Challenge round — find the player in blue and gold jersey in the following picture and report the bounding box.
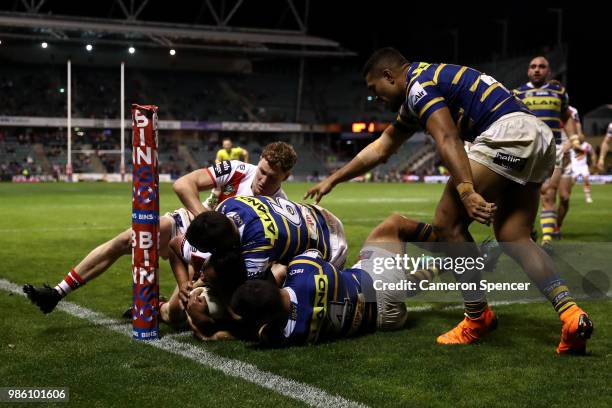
[305,47,592,354]
[230,249,377,346]
[229,213,440,346]
[217,195,346,278]
[179,195,347,280]
[513,56,579,245]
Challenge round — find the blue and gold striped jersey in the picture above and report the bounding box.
[282,250,376,345]
[395,62,531,141]
[513,82,569,144]
[217,196,333,279]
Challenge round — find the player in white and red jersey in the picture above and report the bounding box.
[23,142,298,315]
[555,106,586,236]
[571,139,595,203]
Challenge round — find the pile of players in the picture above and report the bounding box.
[25,50,600,354]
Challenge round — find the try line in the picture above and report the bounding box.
[0,278,367,408]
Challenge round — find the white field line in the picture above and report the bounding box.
[405,298,544,313]
[0,226,120,233]
[0,278,367,408]
[405,294,611,313]
[327,197,433,203]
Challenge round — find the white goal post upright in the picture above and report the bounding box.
[66,59,72,182]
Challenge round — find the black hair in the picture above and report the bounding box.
[230,280,287,347]
[362,47,409,78]
[185,211,240,254]
[208,250,247,293]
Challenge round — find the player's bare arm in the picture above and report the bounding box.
[172,168,216,216]
[589,148,598,171]
[270,262,288,287]
[168,235,192,304]
[598,137,610,172]
[561,109,580,149]
[304,124,410,203]
[425,108,496,225]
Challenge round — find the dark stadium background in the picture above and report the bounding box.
[0,2,610,179]
[3,1,606,112]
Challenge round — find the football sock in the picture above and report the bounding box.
[540,210,557,243]
[583,186,592,202]
[55,269,85,297]
[464,300,488,319]
[405,265,440,297]
[415,222,437,243]
[539,276,577,317]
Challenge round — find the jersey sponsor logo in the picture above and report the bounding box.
[235,196,279,245]
[308,274,328,343]
[523,97,562,108]
[289,302,298,322]
[213,160,232,177]
[493,152,527,171]
[289,268,305,276]
[408,81,428,112]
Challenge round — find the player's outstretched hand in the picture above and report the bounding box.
[304,178,335,204]
[461,191,496,225]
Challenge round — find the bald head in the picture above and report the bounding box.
[528,56,550,87]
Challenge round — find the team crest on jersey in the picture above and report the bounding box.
[214,160,232,177]
[223,184,235,195]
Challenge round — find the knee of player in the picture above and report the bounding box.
[385,212,407,227]
[367,215,401,241]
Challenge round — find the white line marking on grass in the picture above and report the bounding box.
[406,298,544,313]
[0,226,120,233]
[0,278,367,408]
[327,197,433,204]
[343,214,430,223]
[405,295,612,313]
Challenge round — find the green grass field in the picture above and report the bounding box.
[0,182,611,407]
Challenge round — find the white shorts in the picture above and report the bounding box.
[354,245,408,331]
[572,163,590,179]
[468,112,555,185]
[312,205,348,270]
[163,207,194,239]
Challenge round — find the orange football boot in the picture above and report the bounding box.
[557,306,594,355]
[437,307,497,345]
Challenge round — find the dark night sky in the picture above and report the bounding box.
[307,2,610,114]
[2,1,610,113]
